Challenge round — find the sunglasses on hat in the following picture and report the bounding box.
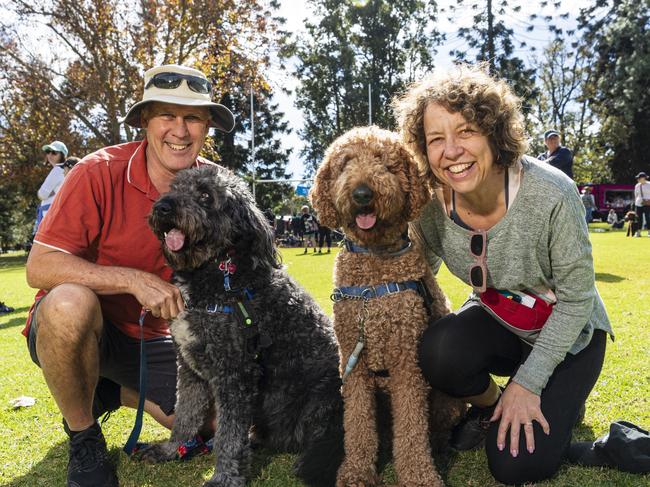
[145,72,212,95]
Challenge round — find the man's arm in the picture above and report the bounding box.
[26,243,184,319]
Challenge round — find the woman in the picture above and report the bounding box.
[393,64,613,485]
[633,171,650,237]
[34,140,68,234]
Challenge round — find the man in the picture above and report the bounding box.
[24,64,234,487]
[537,129,574,180]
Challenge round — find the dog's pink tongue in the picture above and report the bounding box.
[356,213,377,230]
[165,229,185,251]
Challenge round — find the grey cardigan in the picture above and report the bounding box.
[413,156,613,395]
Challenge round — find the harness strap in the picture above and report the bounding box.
[331,280,421,302]
[343,237,412,257]
[123,308,148,455]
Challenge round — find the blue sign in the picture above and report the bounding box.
[295,185,311,196]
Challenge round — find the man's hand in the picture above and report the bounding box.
[129,270,185,320]
[490,381,550,457]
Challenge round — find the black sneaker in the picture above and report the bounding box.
[67,422,118,487]
[450,402,497,451]
[0,302,14,314]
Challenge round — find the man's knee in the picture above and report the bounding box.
[36,283,103,342]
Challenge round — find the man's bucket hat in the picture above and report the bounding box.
[568,420,650,474]
[635,172,648,179]
[41,141,69,158]
[123,64,235,133]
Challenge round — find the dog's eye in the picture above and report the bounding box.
[199,192,212,205]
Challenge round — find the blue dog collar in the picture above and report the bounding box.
[331,280,421,302]
[343,237,412,257]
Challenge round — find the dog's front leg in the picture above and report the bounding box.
[389,356,444,487]
[203,368,257,487]
[337,363,380,487]
[134,352,212,463]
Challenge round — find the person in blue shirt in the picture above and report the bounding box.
[537,129,573,180]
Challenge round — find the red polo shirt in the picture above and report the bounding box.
[23,139,210,339]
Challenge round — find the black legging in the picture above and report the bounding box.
[635,205,650,230]
[318,227,332,249]
[418,305,606,485]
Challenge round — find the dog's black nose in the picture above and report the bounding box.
[154,198,174,215]
[352,184,373,206]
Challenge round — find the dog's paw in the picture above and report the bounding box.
[131,441,179,463]
[203,472,245,487]
[336,462,379,487]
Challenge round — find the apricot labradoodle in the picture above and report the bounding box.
[136,165,343,487]
[310,127,465,487]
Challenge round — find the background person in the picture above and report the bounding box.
[24,64,234,487]
[393,64,613,486]
[537,129,574,180]
[34,140,67,234]
[633,171,650,237]
[607,209,623,229]
[60,156,80,177]
[318,222,332,253]
[581,186,596,224]
[300,205,318,253]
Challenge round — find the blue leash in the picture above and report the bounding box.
[123,308,148,455]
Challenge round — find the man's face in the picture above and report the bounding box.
[144,102,211,174]
[545,134,561,152]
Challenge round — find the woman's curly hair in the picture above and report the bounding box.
[392,63,528,190]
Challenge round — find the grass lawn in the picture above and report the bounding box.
[1,230,649,486]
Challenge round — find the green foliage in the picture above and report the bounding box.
[1,237,649,486]
[212,86,294,211]
[579,0,650,183]
[290,0,442,173]
[447,0,539,118]
[0,0,289,244]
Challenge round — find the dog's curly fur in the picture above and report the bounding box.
[136,165,344,487]
[311,127,465,487]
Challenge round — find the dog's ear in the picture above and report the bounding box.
[233,194,280,271]
[402,145,430,221]
[310,151,340,229]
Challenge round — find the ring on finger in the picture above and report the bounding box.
[524,422,533,426]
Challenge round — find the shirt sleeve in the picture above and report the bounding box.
[513,189,596,395]
[35,164,103,258]
[37,167,65,201]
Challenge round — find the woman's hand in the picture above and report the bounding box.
[490,382,550,457]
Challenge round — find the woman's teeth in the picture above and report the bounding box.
[448,162,474,174]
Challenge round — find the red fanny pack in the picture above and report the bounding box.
[479,288,554,341]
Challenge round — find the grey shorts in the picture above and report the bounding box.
[27,297,177,416]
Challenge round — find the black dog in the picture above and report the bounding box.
[137,165,343,487]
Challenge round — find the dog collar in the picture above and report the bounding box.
[331,280,422,302]
[343,236,412,257]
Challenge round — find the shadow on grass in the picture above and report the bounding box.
[6,440,69,487]
[572,421,598,443]
[595,272,625,283]
[5,439,281,487]
[0,311,30,330]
